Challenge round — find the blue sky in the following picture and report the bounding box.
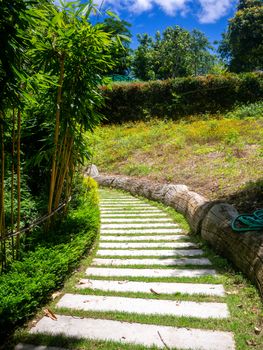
[94,0,238,48]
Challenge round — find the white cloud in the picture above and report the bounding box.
[130,0,153,13]
[95,0,189,16]
[91,1,235,23]
[155,0,189,15]
[197,0,234,23]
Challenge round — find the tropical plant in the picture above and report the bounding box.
[101,17,132,75]
[219,0,263,72]
[0,0,118,267]
[132,26,215,80]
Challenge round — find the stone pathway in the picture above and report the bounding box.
[17,189,236,350]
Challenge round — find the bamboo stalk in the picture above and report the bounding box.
[54,127,68,189]
[53,136,74,209]
[0,115,6,269]
[64,153,74,213]
[11,109,15,259]
[16,110,21,259]
[54,127,68,187]
[48,55,65,215]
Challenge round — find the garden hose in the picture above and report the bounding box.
[231,209,263,232]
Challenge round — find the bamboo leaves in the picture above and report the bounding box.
[0,0,118,268]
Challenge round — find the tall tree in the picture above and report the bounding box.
[190,30,215,76]
[102,18,132,75]
[132,26,215,80]
[0,0,118,265]
[219,0,263,72]
[132,34,155,80]
[26,1,117,214]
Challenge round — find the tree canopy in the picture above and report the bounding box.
[219,0,263,72]
[101,17,132,75]
[132,26,215,80]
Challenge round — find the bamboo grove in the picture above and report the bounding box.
[0,0,118,271]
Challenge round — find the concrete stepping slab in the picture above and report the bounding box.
[77,279,225,296]
[15,345,67,350]
[101,228,183,234]
[99,242,197,249]
[101,213,168,217]
[86,267,217,278]
[30,315,235,350]
[100,200,142,204]
[101,208,163,211]
[100,235,188,241]
[100,196,139,199]
[99,195,135,198]
[100,204,152,208]
[56,294,228,319]
[97,249,204,257]
[101,218,172,223]
[101,198,139,200]
[92,257,212,266]
[101,223,179,229]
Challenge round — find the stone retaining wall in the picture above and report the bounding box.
[91,171,263,297]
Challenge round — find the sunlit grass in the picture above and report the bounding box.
[89,106,263,207]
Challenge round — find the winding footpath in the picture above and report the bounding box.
[16,189,236,350]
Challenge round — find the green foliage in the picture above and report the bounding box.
[0,178,99,340]
[100,73,263,122]
[0,0,118,249]
[4,172,39,228]
[101,17,132,75]
[132,27,215,80]
[219,0,263,72]
[0,0,36,109]
[225,101,263,119]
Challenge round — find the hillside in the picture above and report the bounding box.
[90,103,263,213]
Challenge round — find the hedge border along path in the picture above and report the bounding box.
[92,171,263,299]
[16,188,236,350]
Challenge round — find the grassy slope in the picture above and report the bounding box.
[90,102,263,212]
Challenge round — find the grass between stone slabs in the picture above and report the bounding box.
[87,263,214,269]
[66,285,225,303]
[95,253,208,259]
[99,188,190,231]
[21,241,261,350]
[99,238,190,242]
[15,333,169,350]
[11,189,263,350]
[74,274,222,284]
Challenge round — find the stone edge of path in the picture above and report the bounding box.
[56,293,230,319]
[15,345,68,350]
[76,279,225,296]
[91,257,212,266]
[29,315,236,350]
[90,169,263,298]
[85,267,217,278]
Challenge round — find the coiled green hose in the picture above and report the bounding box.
[232,209,263,232]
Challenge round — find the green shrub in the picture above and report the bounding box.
[100,73,263,122]
[225,101,263,119]
[0,177,99,341]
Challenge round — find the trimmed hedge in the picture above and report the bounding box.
[100,73,263,122]
[0,177,99,342]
